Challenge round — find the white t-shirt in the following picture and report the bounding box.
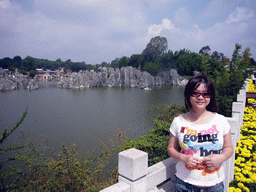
[169,113,230,186]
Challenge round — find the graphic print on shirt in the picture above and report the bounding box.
[179,125,222,175]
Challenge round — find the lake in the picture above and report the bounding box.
[0,82,185,157]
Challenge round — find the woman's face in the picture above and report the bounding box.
[189,83,211,111]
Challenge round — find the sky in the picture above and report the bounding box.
[0,0,255,65]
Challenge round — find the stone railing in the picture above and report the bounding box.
[100,79,249,192]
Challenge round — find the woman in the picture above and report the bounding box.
[168,75,233,192]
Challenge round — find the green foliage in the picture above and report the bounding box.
[143,61,160,76]
[29,70,38,78]
[22,56,36,71]
[0,56,96,73]
[141,36,168,63]
[0,106,28,191]
[15,143,117,191]
[199,45,211,56]
[0,106,127,191]
[13,129,127,192]
[176,52,203,76]
[118,56,129,68]
[128,54,141,68]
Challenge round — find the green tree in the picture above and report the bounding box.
[199,45,211,56]
[160,50,175,70]
[141,36,168,69]
[100,61,109,68]
[118,56,129,68]
[250,58,256,66]
[0,57,11,69]
[56,58,62,63]
[110,58,120,69]
[13,56,22,69]
[143,61,160,76]
[241,47,252,68]
[22,56,36,71]
[230,43,242,72]
[128,54,141,68]
[175,51,203,76]
[211,51,221,61]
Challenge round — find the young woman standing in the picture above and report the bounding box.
[168,75,233,192]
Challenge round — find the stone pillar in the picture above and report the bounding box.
[118,148,148,192]
[232,102,244,129]
[226,117,239,184]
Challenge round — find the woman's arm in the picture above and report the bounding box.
[203,130,234,168]
[168,133,201,167]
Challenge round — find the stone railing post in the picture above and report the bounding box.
[232,102,244,133]
[118,148,148,192]
[226,117,239,184]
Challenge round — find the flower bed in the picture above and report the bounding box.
[229,106,256,192]
[247,79,256,93]
[229,79,256,192]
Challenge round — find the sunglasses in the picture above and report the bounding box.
[191,91,211,98]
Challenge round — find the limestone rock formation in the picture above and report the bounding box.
[58,67,188,89]
[0,68,28,91]
[27,79,39,90]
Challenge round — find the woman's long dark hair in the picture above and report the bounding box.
[184,75,217,112]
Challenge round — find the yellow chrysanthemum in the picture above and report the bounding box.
[237,183,244,188]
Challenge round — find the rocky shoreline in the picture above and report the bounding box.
[0,68,40,91]
[0,68,26,91]
[0,67,188,92]
[58,66,188,89]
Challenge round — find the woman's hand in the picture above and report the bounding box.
[203,130,234,169]
[203,154,225,169]
[183,155,201,167]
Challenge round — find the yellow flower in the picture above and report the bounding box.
[235,167,241,172]
[237,183,244,188]
[244,166,252,171]
[246,178,253,183]
[243,187,250,192]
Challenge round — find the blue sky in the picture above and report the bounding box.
[0,0,255,64]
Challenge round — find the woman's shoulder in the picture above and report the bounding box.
[213,113,227,120]
[171,114,184,123]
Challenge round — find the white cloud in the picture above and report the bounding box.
[151,5,255,59]
[1,0,150,63]
[226,6,253,24]
[1,0,255,63]
[148,18,176,36]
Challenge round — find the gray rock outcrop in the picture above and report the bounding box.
[27,79,39,90]
[0,68,28,91]
[58,67,188,89]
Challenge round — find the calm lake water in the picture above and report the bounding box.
[0,82,184,156]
